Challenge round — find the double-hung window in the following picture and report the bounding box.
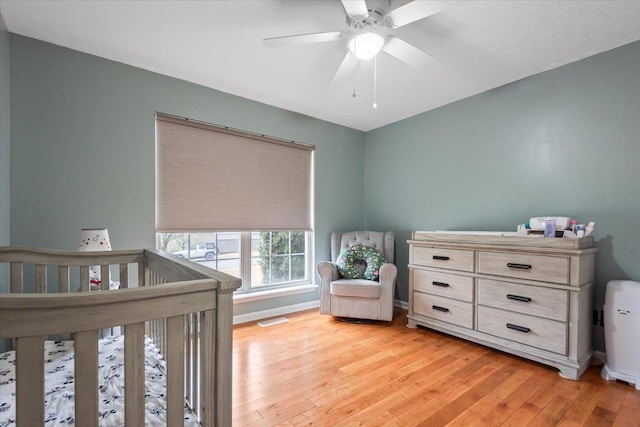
[155,114,314,293]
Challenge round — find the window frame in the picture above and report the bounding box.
[157,231,313,294]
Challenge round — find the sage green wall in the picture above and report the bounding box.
[9,35,365,314]
[364,40,640,350]
[0,14,10,293]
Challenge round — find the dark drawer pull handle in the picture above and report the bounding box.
[507,262,532,270]
[432,281,450,287]
[506,323,531,333]
[506,294,532,303]
[432,305,449,313]
[433,256,450,261]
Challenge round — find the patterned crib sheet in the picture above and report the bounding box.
[0,335,200,426]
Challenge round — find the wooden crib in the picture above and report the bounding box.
[0,246,241,426]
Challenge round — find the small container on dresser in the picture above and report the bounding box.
[407,231,596,380]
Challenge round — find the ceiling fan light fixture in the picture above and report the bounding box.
[348,32,384,60]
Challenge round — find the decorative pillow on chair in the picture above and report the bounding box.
[336,245,386,281]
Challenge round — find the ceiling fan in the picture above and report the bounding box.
[263,0,456,86]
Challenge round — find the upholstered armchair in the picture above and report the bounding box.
[317,231,397,321]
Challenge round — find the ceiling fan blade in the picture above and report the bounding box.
[382,36,437,70]
[331,52,359,87]
[386,0,459,28]
[341,0,369,19]
[264,31,345,48]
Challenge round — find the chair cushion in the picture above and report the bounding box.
[336,245,386,281]
[330,279,382,298]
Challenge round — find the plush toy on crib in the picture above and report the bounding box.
[89,269,119,290]
[89,269,101,286]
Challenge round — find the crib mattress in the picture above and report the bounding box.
[0,335,200,426]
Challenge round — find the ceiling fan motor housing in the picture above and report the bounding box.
[347,9,384,31]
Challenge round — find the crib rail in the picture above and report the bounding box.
[0,247,240,427]
[0,246,144,293]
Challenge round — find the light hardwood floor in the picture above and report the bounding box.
[232,309,640,427]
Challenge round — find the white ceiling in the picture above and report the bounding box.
[2,0,640,131]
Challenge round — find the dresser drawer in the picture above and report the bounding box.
[413,293,473,329]
[477,279,568,321]
[413,270,474,302]
[412,247,474,272]
[478,305,567,354]
[478,251,569,284]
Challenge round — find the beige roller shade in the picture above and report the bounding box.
[156,114,314,232]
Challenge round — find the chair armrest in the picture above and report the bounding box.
[379,262,397,285]
[317,261,338,281]
[378,263,397,321]
[317,261,338,315]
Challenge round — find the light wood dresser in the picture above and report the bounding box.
[407,231,597,380]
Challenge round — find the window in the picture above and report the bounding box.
[155,113,315,294]
[251,231,307,288]
[156,231,310,293]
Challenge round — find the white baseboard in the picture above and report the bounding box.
[233,298,408,325]
[233,300,320,325]
[233,284,317,304]
[593,351,606,363]
[395,299,408,310]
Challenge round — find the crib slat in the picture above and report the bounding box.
[101,265,110,291]
[80,266,90,292]
[192,312,200,416]
[120,263,129,288]
[156,318,160,348]
[58,266,70,293]
[10,262,23,293]
[140,262,146,286]
[125,322,145,426]
[151,319,156,348]
[162,318,167,359]
[201,310,215,427]
[58,266,72,339]
[167,315,185,426]
[185,313,192,406]
[9,262,22,347]
[75,330,98,427]
[36,264,47,293]
[16,336,44,426]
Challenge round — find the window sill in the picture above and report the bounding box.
[233,284,318,304]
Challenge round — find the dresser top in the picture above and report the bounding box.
[411,231,594,250]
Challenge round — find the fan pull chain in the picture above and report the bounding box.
[352,47,359,99]
[373,56,378,109]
